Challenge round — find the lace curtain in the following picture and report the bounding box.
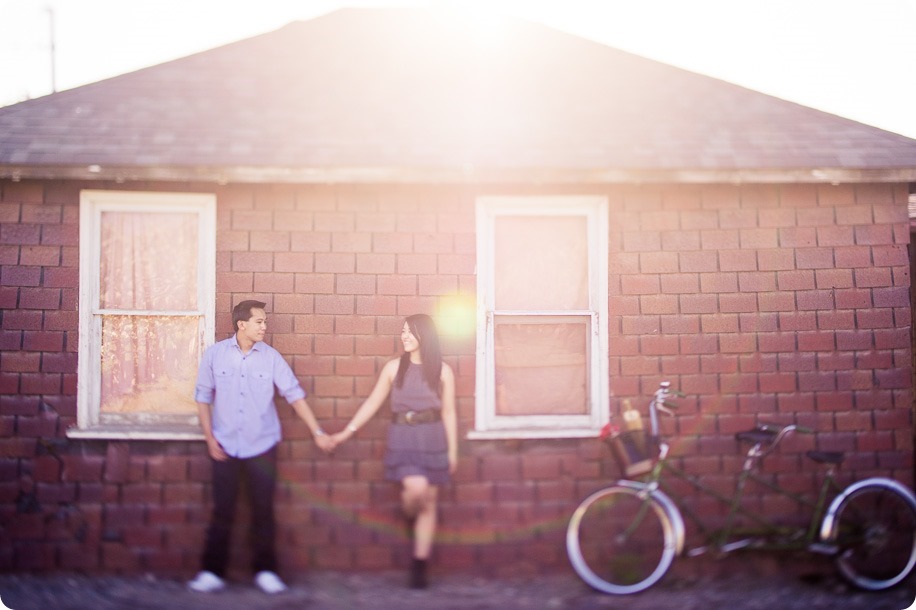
[493,215,589,416]
[98,211,201,416]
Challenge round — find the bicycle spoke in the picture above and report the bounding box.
[834,484,916,590]
[567,486,675,594]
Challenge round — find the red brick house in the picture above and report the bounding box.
[1,8,915,576]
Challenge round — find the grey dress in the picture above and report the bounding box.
[383,363,450,485]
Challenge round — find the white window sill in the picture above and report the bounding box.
[66,424,205,441]
[467,428,600,441]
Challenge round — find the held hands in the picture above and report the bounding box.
[316,425,459,476]
[329,431,349,447]
[329,424,358,449]
[321,424,359,452]
[314,433,337,453]
[313,425,357,453]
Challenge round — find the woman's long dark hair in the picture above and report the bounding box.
[395,314,442,392]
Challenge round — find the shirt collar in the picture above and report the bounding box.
[230,334,263,353]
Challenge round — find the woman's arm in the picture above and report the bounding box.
[332,358,398,445]
[440,362,458,473]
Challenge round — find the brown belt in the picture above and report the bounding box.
[391,409,441,425]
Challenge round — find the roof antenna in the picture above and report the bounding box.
[47,6,57,93]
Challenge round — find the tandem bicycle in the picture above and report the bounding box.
[566,382,916,594]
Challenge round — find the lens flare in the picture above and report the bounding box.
[437,293,477,339]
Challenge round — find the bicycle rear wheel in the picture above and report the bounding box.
[832,482,916,590]
[566,486,676,594]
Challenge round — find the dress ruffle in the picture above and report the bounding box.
[384,421,450,485]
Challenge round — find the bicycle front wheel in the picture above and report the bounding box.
[832,482,916,590]
[566,486,677,594]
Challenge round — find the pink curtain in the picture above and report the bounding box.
[491,214,591,416]
[495,320,588,416]
[98,211,201,416]
[494,215,588,310]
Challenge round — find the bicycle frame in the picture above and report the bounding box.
[629,386,845,557]
[570,384,916,594]
[649,447,844,555]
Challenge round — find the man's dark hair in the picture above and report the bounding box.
[232,300,267,331]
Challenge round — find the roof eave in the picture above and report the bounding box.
[2,164,915,185]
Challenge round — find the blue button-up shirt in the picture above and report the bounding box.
[194,335,306,459]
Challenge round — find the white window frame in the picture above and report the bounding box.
[70,190,216,440]
[471,196,609,439]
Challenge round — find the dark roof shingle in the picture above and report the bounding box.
[2,8,915,183]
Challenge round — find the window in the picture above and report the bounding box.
[71,191,216,439]
[473,196,609,438]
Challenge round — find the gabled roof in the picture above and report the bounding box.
[1,7,915,184]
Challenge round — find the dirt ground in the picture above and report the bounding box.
[1,557,914,610]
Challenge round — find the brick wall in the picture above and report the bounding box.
[606,182,913,537]
[0,179,912,575]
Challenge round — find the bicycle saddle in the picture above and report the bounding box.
[805,451,844,465]
[735,428,777,444]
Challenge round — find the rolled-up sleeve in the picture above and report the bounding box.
[272,352,306,404]
[194,346,216,404]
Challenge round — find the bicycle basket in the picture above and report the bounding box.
[606,430,658,478]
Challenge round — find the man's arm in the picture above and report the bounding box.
[197,401,228,461]
[270,348,335,452]
[289,398,335,453]
[194,346,227,461]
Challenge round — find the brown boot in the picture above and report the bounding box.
[409,558,428,589]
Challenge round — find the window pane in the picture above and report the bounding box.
[494,317,589,416]
[100,316,201,416]
[99,211,199,311]
[494,215,588,310]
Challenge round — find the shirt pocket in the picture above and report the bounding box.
[214,368,234,389]
[251,370,275,403]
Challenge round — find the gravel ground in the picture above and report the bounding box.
[0,563,914,610]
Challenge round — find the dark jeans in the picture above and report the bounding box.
[201,445,278,577]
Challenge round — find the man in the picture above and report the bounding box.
[188,300,334,594]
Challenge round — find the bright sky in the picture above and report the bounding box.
[1,0,915,138]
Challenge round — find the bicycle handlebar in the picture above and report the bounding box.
[739,422,812,459]
[648,382,677,439]
[641,384,816,463]
[763,424,797,455]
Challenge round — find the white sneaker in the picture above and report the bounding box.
[254,570,288,594]
[188,570,225,592]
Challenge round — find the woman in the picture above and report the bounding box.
[331,314,457,588]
